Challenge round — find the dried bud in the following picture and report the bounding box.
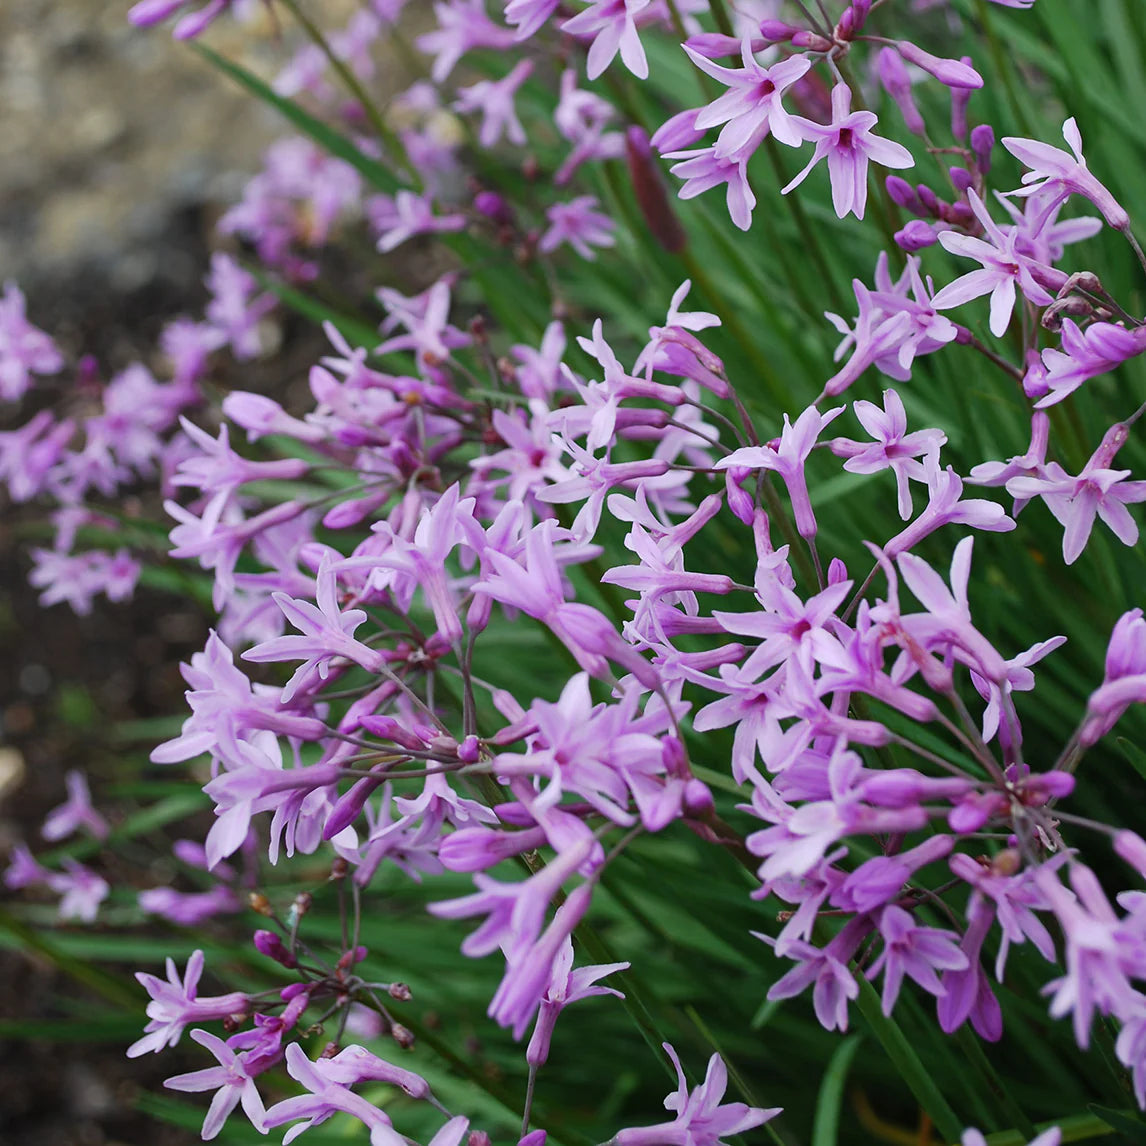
[248,891,273,916]
[330,857,349,881]
[293,892,313,917]
[389,982,413,1001]
[321,1041,340,1059]
[468,1133,492,1146]
[391,1023,416,1049]
[991,848,1022,877]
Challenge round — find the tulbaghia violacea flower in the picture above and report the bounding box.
[930,190,1063,336]
[417,0,517,83]
[0,281,64,401]
[1002,117,1130,231]
[163,1029,268,1141]
[829,389,947,519]
[1032,318,1146,409]
[610,1043,780,1146]
[716,405,846,539]
[1006,422,1146,564]
[128,949,250,1058]
[1080,608,1146,747]
[263,1042,406,1146]
[539,196,617,260]
[41,769,108,841]
[783,83,913,220]
[454,59,534,147]
[127,0,234,39]
[563,0,653,81]
[368,191,467,253]
[682,39,810,152]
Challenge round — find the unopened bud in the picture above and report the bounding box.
[895,220,939,252]
[254,929,298,969]
[758,19,801,42]
[626,126,687,254]
[896,41,983,89]
[950,166,974,193]
[321,1041,340,1059]
[468,1134,492,1146]
[970,124,995,173]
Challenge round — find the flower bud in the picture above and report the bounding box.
[950,166,974,193]
[391,1023,415,1049]
[626,127,687,253]
[895,41,983,89]
[758,19,801,42]
[249,891,273,916]
[886,176,924,214]
[970,124,995,173]
[895,220,939,251]
[254,928,298,969]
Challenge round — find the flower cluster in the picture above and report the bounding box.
[4,1,1145,1145]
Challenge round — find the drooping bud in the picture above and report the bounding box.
[877,48,926,136]
[626,127,687,254]
[254,928,298,969]
[895,42,983,88]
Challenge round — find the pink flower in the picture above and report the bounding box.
[783,83,913,220]
[562,0,653,81]
[1002,117,1129,231]
[611,1043,780,1146]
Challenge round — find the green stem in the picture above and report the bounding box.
[954,1026,1040,1142]
[277,0,416,182]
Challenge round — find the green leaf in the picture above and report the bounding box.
[852,976,964,1143]
[812,1035,862,1146]
[1088,1105,1146,1142]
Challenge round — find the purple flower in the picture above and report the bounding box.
[454,59,534,147]
[139,885,243,926]
[417,0,516,83]
[368,191,467,254]
[610,1043,780,1146]
[0,281,64,400]
[683,40,810,152]
[263,1042,405,1146]
[128,949,249,1058]
[505,0,561,39]
[1002,117,1129,231]
[1080,608,1146,747]
[526,937,628,1066]
[562,0,653,81]
[539,197,616,260]
[163,1029,267,1140]
[830,389,946,519]
[203,253,275,362]
[866,905,968,1015]
[716,404,846,539]
[783,83,913,220]
[127,0,234,39]
[1006,422,1146,564]
[243,553,385,701]
[0,410,75,502]
[48,860,110,923]
[41,769,108,841]
[1034,318,1146,409]
[930,190,1061,336]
